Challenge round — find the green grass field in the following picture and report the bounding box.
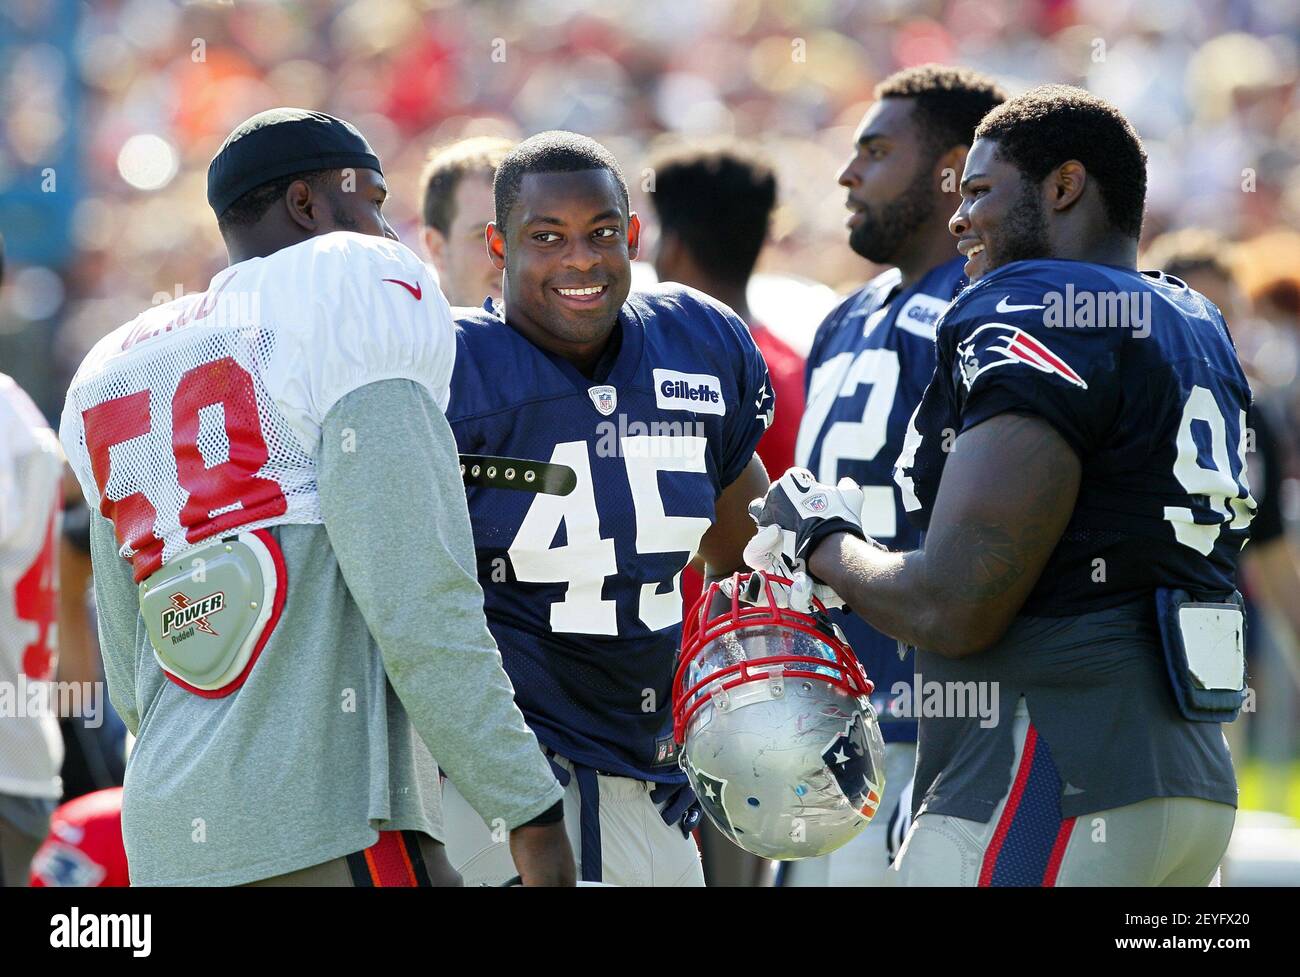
[1238,759,1300,819]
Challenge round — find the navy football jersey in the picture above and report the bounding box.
[896,259,1255,616]
[448,284,772,781]
[796,257,965,740]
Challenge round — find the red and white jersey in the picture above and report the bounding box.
[0,373,64,798]
[60,232,455,583]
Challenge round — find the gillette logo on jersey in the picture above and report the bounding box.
[654,369,726,416]
[956,323,1088,392]
[160,591,225,639]
[892,293,952,338]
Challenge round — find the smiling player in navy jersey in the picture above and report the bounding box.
[750,86,1252,886]
[783,65,1005,888]
[440,132,772,886]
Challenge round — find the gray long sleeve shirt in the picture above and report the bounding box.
[91,378,562,885]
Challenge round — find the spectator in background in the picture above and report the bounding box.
[418,136,514,307]
[1142,229,1247,324]
[1232,232,1300,450]
[646,141,803,476]
[645,140,797,887]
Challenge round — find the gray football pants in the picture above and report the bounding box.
[896,706,1235,886]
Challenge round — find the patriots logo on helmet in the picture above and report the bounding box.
[685,760,737,841]
[956,323,1088,392]
[821,714,881,817]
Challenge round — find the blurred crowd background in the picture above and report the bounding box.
[1,0,1299,818]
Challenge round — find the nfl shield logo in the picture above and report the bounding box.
[588,385,618,416]
[806,493,828,513]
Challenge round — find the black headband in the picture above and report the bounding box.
[207,107,382,217]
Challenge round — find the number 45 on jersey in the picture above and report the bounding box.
[506,437,713,637]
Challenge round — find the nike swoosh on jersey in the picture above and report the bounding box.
[995,297,1045,313]
[383,278,422,300]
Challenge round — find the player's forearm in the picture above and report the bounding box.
[87,512,142,735]
[699,454,770,579]
[319,379,563,830]
[807,532,962,655]
[811,415,1079,657]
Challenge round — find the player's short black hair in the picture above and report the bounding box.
[646,141,776,287]
[494,131,629,232]
[874,64,1007,157]
[975,85,1148,239]
[420,136,514,234]
[216,169,332,235]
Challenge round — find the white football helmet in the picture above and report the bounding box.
[672,571,886,860]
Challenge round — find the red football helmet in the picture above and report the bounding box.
[30,786,129,887]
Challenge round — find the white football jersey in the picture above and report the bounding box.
[60,232,455,583]
[0,373,65,798]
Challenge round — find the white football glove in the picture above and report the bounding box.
[741,523,847,613]
[748,468,868,562]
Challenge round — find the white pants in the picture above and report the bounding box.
[780,741,916,887]
[441,754,705,887]
[895,704,1235,886]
